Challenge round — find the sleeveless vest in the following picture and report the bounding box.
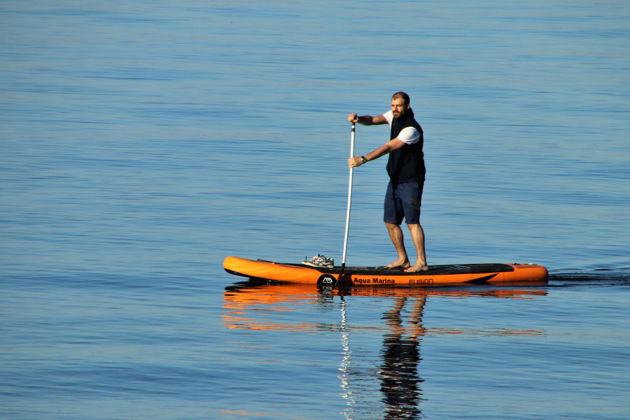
[387,108,425,183]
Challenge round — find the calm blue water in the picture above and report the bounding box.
[2,1,629,419]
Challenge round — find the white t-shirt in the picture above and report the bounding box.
[383,110,421,145]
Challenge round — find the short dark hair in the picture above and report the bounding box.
[392,91,410,107]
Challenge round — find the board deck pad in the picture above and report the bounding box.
[295,262,515,275]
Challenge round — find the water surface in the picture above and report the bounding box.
[1,1,629,419]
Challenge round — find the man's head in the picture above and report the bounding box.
[391,91,410,118]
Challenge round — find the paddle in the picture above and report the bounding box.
[340,122,356,279]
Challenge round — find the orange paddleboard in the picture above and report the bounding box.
[223,256,548,287]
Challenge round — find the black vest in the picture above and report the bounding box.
[387,108,425,183]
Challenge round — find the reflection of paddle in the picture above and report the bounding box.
[338,295,355,413]
[340,122,356,281]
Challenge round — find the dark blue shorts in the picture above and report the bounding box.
[383,180,424,225]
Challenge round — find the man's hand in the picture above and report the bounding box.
[348,156,364,168]
[347,113,358,123]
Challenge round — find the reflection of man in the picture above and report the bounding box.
[380,296,426,418]
[347,92,428,272]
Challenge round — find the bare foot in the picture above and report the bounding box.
[383,259,410,269]
[404,264,429,273]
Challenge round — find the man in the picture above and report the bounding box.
[347,91,428,272]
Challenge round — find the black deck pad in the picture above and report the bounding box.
[296,263,515,276]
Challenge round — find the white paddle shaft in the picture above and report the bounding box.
[341,123,356,268]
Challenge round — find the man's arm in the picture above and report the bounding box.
[348,138,406,168]
[347,113,387,125]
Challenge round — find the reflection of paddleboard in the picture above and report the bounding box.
[223,256,548,287]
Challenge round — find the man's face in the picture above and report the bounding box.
[391,97,408,118]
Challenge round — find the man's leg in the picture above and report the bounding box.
[404,223,428,272]
[384,222,410,268]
